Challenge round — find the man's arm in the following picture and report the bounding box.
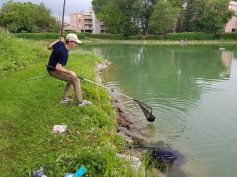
[47,37,65,50]
[55,63,76,77]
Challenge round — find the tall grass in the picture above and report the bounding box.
[0,28,48,77]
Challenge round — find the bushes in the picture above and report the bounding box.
[129,33,213,40]
[13,31,237,41]
[163,32,214,40]
[127,35,161,40]
[14,32,127,40]
[83,33,127,40]
[14,33,63,40]
[14,32,86,40]
[214,32,237,40]
[14,32,129,40]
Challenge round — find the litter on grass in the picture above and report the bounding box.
[52,124,67,134]
[31,166,47,177]
[64,166,87,177]
[117,154,142,172]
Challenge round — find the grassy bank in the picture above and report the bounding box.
[0,30,151,176]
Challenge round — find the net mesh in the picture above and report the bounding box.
[134,99,156,122]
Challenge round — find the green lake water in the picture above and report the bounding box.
[81,44,237,177]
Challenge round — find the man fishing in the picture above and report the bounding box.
[47,33,91,107]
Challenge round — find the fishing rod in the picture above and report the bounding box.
[24,75,47,81]
[46,65,156,122]
[60,0,66,37]
[24,2,67,81]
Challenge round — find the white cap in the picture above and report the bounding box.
[66,33,81,43]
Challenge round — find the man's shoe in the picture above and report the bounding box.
[77,100,92,107]
[60,97,73,104]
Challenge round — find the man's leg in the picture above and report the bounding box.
[62,82,72,100]
[71,76,83,104]
[48,71,83,103]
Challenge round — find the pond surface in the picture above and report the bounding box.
[81,44,237,177]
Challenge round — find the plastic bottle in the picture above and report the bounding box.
[72,166,87,177]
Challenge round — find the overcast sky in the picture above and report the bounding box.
[0,0,92,21]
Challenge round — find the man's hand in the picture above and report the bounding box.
[58,37,65,42]
[68,71,76,77]
[47,37,65,50]
[55,63,77,77]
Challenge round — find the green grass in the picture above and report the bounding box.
[0,28,48,77]
[0,30,155,177]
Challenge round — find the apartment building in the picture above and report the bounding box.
[69,10,107,34]
[225,1,237,32]
[57,20,72,32]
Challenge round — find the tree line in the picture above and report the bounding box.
[0,0,234,35]
[0,1,60,33]
[92,0,234,35]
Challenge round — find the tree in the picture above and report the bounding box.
[184,0,206,32]
[0,1,34,32]
[149,0,180,34]
[92,0,120,33]
[139,0,158,35]
[92,0,122,33]
[92,0,157,35]
[92,0,233,35]
[118,0,144,36]
[0,1,59,33]
[184,0,233,33]
[199,0,234,33]
[176,0,188,32]
[92,0,143,35]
